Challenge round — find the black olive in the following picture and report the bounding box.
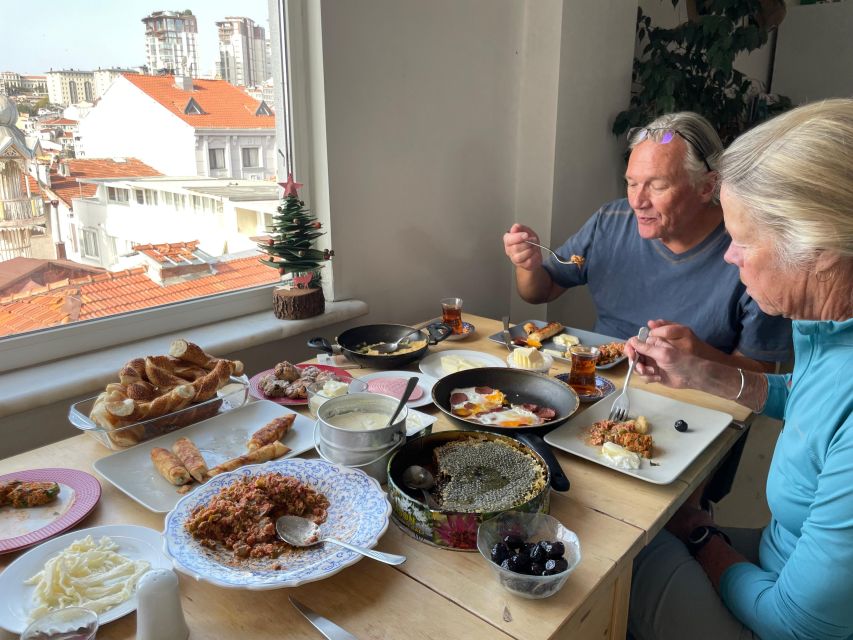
[503,535,524,550]
[522,542,537,554]
[508,554,530,573]
[547,541,565,559]
[674,419,688,432]
[530,562,545,576]
[500,558,512,570]
[490,543,510,564]
[551,557,569,573]
[529,544,546,563]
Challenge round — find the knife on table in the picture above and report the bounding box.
[290,597,359,640]
[501,315,514,352]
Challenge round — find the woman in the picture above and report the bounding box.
[626,99,853,640]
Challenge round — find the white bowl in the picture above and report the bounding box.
[506,351,553,373]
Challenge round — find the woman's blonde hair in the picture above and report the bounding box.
[720,99,853,267]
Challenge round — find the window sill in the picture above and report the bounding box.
[0,299,368,420]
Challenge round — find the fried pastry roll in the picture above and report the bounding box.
[207,441,290,477]
[172,437,208,482]
[247,415,296,450]
[150,447,192,485]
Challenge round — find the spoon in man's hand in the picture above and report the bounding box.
[276,515,406,565]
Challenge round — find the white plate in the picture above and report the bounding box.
[418,349,507,379]
[543,388,733,484]
[0,524,171,634]
[405,408,438,437]
[93,400,316,513]
[357,371,439,408]
[163,458,390,590]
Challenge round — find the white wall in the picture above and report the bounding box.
[772,2,853,104]
[309,0,637,328]
[78,77,197,175]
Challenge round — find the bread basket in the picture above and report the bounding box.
[68,376,249,450]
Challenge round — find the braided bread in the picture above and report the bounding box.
[169,339,244,376]
[190,360,232,402]
[145,355,188,389]
[118,358,146,385]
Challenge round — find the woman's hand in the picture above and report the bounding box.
[503,223,543,271]
[666,503,715,544]
[625,333,704,389]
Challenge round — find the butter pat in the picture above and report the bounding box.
[601,442,642,469]
[553,334,580,348]
[441,355,482,374]
[321,379,349,398]
[512,347,545,369]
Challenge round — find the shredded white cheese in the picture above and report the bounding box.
[24,535,150,620]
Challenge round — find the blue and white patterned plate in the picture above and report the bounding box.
[162,458,391,590]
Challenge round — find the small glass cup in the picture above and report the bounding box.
[20,607,99,640]
[307,376,368,417]
[440,297,464,334]
[567,345,599,396]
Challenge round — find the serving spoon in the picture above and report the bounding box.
[371,327,424,354]
[275,515,406,565]
[402,465,440,510]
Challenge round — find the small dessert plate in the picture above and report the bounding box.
[554,373,616,403]
[445,322,475,341]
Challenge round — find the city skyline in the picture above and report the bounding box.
[3,0,270,78]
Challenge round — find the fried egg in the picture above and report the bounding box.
[449,387,544,427]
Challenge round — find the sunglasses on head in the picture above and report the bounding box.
[628,127,712,172]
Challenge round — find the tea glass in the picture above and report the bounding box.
[20,607,99,640]
[440,297,464,334]
[567,345,599,396]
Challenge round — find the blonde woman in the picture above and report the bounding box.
[626,99,853,640]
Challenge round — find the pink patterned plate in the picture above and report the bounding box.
[249,364,353,406]
[0,468,101,555]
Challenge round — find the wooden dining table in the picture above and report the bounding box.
[0,314,752,639]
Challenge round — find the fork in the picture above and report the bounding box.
[607,327,649,422]
[524,240,579,266]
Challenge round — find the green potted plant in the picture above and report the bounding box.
[613,0,791,145]
[258,174,333,320]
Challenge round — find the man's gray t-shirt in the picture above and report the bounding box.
[543,198,792,361]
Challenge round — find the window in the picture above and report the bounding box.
[81,228,100,258]
[209,148,225,170]
[0,0,306,370]
[107,187,129,204]
[241,147,260,168]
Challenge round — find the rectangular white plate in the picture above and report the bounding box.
[543,388,733,484]
[487,320,628,369]
[93,400,316,513]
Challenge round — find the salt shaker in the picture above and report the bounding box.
[136,568,189,640]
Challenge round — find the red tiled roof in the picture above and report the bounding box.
[134,241,203,264]
[123,74,276,129]
[20,174,49,202]
[47,158,161,208]
[40,117,77,126]
[0,255,279,337]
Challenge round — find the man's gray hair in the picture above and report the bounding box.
[627,111,723,185]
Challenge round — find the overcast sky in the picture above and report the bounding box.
[4,0,269,77]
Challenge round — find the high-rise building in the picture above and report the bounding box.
[215,17,270,87]
[142,11,200,77]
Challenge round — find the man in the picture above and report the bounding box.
[503,111,791,372]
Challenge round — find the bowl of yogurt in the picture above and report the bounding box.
[307,376,369,417]
[315,392,408,482]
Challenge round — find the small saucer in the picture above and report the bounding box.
[554,373,616,403]
[445,321,476,341]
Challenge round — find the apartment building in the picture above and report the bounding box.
[78,74,275,179]
[142,11,200,77]
[46,70,94,107]
[215,17,270,87]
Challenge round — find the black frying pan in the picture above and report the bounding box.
[308,322,452,369]
[432,367,580,492]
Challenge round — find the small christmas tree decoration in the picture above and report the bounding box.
[258,173,333,320]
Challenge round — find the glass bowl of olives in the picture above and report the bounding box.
[476,510,581,599]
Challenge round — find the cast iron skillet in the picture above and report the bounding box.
[432,367,580,492]
[308,322,452,369]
